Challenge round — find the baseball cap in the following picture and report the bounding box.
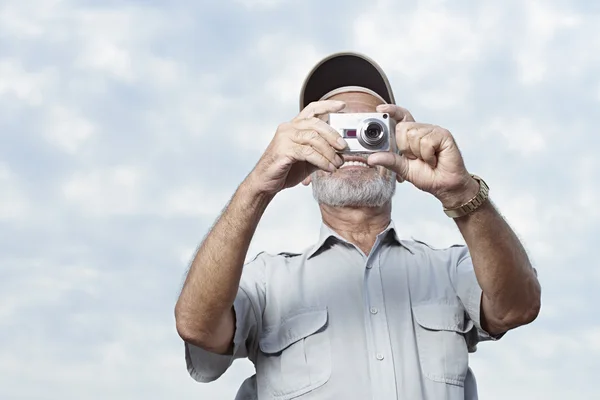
[299,52,396,111]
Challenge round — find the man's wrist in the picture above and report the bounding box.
[438,176,480,209]
[238,174,276,210]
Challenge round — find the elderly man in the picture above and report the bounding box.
[175,52,541,399]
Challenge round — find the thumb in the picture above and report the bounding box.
[367,152,409,182]
[302,175,312,186]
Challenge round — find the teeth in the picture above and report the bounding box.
[341,160,369,168]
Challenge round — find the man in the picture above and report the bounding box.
[175,52,541,399]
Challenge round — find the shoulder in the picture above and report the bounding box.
[401,238,470,264]
[244,251,304,271]
[240,250,304,285]
[276,251,303,258]
[402,237,465,251]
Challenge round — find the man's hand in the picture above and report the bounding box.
[367,104,478,208]
[247,100,348,195]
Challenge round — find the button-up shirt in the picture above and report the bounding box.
[184,221,501,399]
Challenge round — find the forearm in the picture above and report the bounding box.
[175,176,272,341]
[454,199,541,332]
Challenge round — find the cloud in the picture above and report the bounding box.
[62,165,147,216]
[1,0,599,399]
[0,164,30,220]
[0,58,56,107]
[43,104,96,153]
[234,0,288,9]
[515,0,583,85]
[487,117,547,156]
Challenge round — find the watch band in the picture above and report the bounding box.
[443,175,489,218]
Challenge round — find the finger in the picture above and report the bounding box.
[293,117,348,151]
[419,133,438,168]
[296,100,346,121]
[302,175,312,186]
[292,129,344,167]
[396,122,427,160]
[395,123,416,160]
[367,152,409,181]
[407,126,432,161]
[290,144,336,173]
[376,104,415,122]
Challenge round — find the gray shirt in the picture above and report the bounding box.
[184,221,502,399]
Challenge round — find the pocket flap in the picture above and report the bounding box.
[413,304,474,333]
[259,308,328,354]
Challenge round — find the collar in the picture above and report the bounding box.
[306,220,414,259]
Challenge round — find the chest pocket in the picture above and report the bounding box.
[257,308,331,399]
[412,303,474,386]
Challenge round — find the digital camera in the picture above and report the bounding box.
[327,113,395,153]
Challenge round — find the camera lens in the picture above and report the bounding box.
[365,123,382,139]
[358,119,387,149]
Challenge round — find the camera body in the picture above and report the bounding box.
[327,112,396,153]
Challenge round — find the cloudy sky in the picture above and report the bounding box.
[1,0,599,398]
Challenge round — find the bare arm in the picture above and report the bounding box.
[450,183,541,335]
[174,100,347,354]
[175,179,272,354]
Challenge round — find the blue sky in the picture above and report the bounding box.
[1,0,599,398]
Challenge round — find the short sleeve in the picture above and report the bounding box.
[184,253,267,383]
[451,245,505,344]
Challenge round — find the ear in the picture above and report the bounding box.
[302,175,312,186]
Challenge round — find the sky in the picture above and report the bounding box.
[0,0,599,398]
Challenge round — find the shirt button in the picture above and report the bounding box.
[376,353,384,360]
[370,307,378,314]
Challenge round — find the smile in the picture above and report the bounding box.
[340,161,370,169]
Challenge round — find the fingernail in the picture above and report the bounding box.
[335,154,344,166]
[328,163,336,172]
[337,137,348,148]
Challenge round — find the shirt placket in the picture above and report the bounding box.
[364,240,398,400]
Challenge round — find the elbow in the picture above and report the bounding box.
[509,270,542,327]
[507,280,542,328]
[176,320,203,348]
[487,300,540,335]
[175,303,232,354]
[175,304,210,348]
[516,296,540,326]
[522,285,542,325]
[486,279,541,333]
[521,275,542,325]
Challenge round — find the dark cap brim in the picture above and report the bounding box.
[299,52,395,111]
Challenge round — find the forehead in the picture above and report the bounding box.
[327,91,384,113]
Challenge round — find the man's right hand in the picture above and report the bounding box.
[246,100,348,195]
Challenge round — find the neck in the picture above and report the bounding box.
[319,202,392,255]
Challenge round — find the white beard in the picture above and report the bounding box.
[311,167,396,207]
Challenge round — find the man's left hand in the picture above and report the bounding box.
[367,104,479,209]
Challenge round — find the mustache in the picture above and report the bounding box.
[342,153,370,160]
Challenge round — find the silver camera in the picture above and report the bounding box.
[327,113,395,153]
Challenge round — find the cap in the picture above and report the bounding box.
[299,52,395,111]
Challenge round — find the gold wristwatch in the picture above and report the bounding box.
[443,175,489,218]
